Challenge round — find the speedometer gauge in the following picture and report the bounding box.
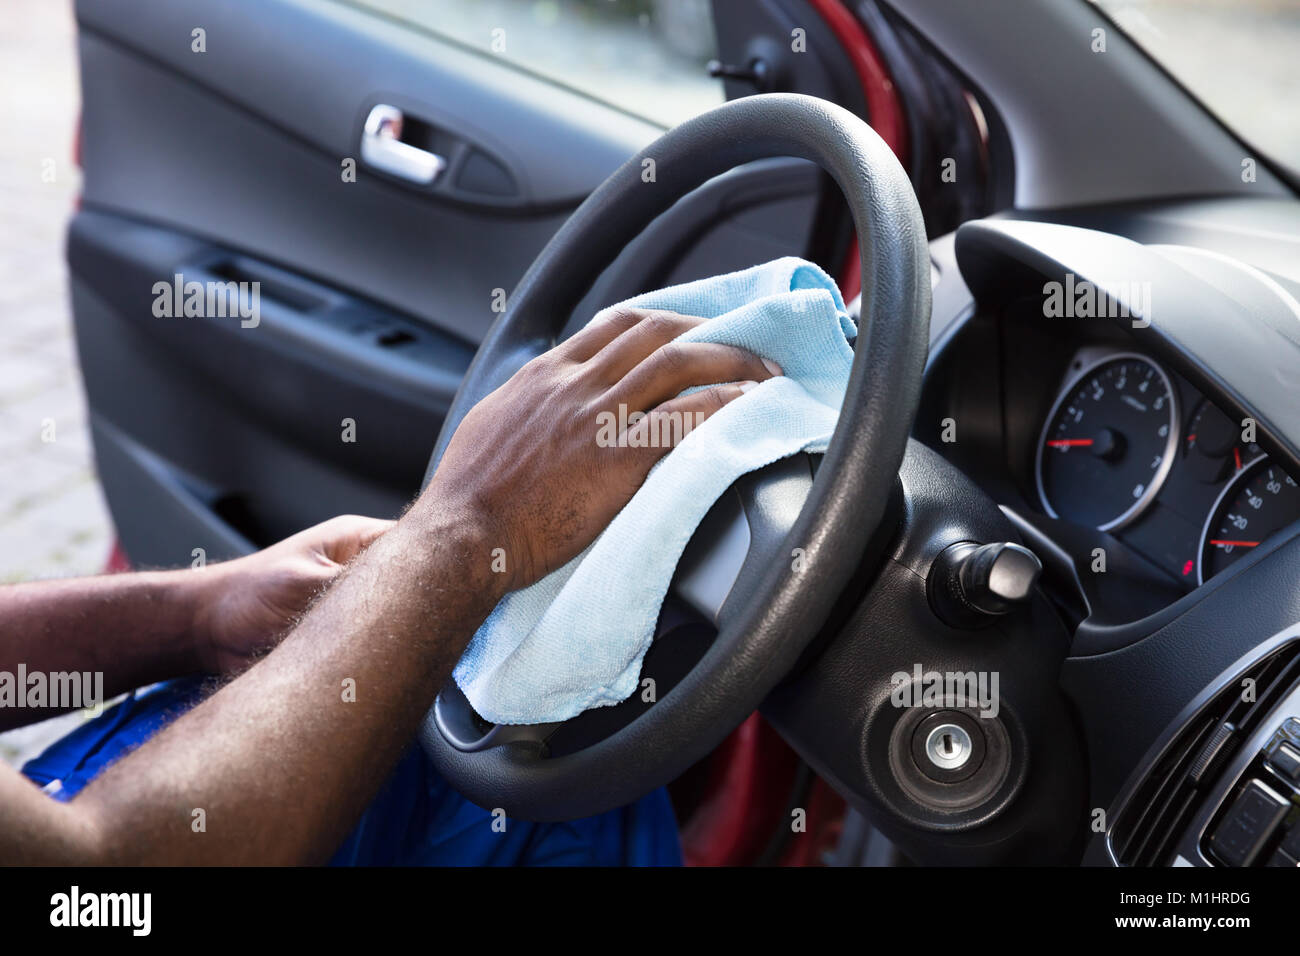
[1036,353,1179,531]
[1198,457,1300,583]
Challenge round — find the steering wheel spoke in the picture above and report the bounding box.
[675,455,816,627]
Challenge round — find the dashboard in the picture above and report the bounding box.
[822,199,1300,865]
[915,209,1300,637]
[1034,346,1300,590]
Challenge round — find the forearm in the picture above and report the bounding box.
[0,570,208,730]
[0,303,768,865]
[30,502,499,865]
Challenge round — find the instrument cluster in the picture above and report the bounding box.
[1034,349,1300,587]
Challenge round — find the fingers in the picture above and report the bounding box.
[305,515,396,565]
[343,515,396,550]
[562,307,705,364]
[624,381,757,462]
[584,310,708,381]
[611,341,780,412]
[560,307,781,415]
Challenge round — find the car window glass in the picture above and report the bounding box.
[340,0,726,126]
[1087,0,1299,179]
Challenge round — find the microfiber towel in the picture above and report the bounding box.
[453,257,856,725]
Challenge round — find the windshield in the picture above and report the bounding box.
[1087,0,1299,180]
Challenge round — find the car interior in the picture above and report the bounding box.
[67,0,1300,866]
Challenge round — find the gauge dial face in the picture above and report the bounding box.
[1184,400,1258,484]
[1198,457,1300,583]
[1036,354,1179,531]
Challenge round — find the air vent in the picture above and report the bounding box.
[1111,639,1300,866]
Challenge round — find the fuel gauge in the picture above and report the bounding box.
[1184,400,1257,484]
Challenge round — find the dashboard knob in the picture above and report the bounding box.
[928,541,1043,628]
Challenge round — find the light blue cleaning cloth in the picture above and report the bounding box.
[453,257,856,725]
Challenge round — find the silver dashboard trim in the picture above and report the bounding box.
[1103,624,1300,867]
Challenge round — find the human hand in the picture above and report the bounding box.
[194,515,394,673]
[420,307,780,592]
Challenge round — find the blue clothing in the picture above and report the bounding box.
[21,678,681,866]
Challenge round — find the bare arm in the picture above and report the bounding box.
[0,307,777,864]
[2,503,502,864]
[0,515,390,732]
[0,570,208,731]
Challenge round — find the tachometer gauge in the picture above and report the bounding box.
[1036,353,1179,531]
[1198,457,1300,583]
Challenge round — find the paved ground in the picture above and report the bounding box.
[0,0,113,768]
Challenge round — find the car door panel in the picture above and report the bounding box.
[70,210,462,556]
[74,27,625,342]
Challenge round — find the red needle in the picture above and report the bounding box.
[1047,439,1093,448]
[1209,539,1259,548]
[1234,447,1243,470]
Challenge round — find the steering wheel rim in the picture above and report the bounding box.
[418,93,931,820]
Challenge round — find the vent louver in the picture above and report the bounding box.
[1111,639,1300,866]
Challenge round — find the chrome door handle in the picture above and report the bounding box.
[361,104,446,185]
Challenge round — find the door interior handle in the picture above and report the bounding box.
[361,104,447,185]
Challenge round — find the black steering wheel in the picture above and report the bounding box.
[418,93,931,820]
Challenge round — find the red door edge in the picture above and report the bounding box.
[807,0,911,302]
